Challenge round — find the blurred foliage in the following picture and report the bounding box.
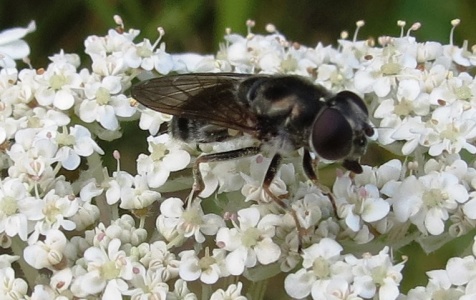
[2,0,476,295]
[1,0,476,68]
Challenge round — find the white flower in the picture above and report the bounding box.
[24,229,67,270]
[156,197,224,245]
[445,256,476,286]
[167,279,197,300]
[0,267,28,299]
[216,206,281,276]
[354,159,403,189]
[0,21,36,67]
[354,50,415,98]
[138,108,172,135]
[390,172,469,235]
[172,53,220,73]
[36,124,104,171]
[124,264,169,299]
[291,192,324,230]
[0,177,43,241]
[137,134,190,188]
[374,79,429,122]
[138,241,179,281]
[85,28,140,59]
[210,282,247,300]
[103,170,134,205]
[71,238,133,298]
[390,116,430,155]
[284,238,349,299]
[333,174,390,232]
[351,247,404,300]
[119,174,161,210]
[241,158,293,204]
[29,189,79,243]
[124,37,174,74]
[427,101,476,156]
[79,74,136,130]
[178,248,228,284]
[35,61,82,110]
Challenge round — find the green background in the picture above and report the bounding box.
[2,0,476,296]
[1,1,476,68]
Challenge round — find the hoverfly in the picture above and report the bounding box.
[131,73,374,208]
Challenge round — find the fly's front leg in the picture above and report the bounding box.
[261,153,289,208]
[302,149,338,217]
[188,146,261,203]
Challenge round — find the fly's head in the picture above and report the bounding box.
[310,91,374,173]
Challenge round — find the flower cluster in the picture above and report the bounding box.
[1,16,476,299]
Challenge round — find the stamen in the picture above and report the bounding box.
[113,150,121,172]
[449,19,460,46]
[397,20,406,38]
[152,27,165,49]
[353,20,365,42]
[265,23,277,33]
[246,19,256,38]
[113,15,124,33]
[340,31,349,40]
[22,57,33,69]
[406,22,421,37]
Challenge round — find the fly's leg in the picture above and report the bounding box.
[302,149,338,218]
[261,153,289,208]
[188,146,261,202]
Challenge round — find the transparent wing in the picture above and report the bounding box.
[131,73,259,135]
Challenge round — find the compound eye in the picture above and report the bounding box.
[311,108,352,161]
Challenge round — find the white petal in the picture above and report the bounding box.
[284,269,314,299]
[362,198,390,222]
[225,248,247,276]
[53,89,75,110]
[163,150,190,171]
[255,238,281,265]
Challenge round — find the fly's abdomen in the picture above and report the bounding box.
[170,117,238,143]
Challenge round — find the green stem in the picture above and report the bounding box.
[201,282,212,300]
[249,279,268,300]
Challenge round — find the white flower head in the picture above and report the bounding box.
[0,177,43,241]
[391,171,469,235]
[138,240,179,281]
[70,238,133,298]
[210,282,247,300]
[351,247,405,300]
[79,74,136,131]
[333,173,390,232]
[24,229,67,270]
[178,248,229,284]
[156,197,225,245]
[0,267,28,299]
[0,21,36,67]
[137,133,191,188]
[216,206,282,275]
[35,60,82,111]
[284,238,349,299]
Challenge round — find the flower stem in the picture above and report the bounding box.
[249,279,268,300]
[201,282,212,300]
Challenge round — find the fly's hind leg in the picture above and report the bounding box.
[302,149,338,217]
[187,146,261,203]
